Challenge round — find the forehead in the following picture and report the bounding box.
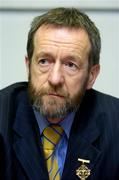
[33,25,91,54]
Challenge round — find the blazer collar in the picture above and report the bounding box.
[62,89,103,179]
[12,91,49,180]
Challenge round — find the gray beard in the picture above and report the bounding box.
[32,95,78,119]
[28,74,88,120]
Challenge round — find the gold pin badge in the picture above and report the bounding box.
[76,158,91,180]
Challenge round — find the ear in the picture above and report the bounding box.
[25,56,30,76]
[86,64,100,89]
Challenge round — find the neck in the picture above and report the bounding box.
[47,118,64,124]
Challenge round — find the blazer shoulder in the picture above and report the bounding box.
[93,89,119,104]
[0,82,28,97]
[0,82,28,134]
[90,89,119,115]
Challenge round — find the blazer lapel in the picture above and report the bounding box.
[62,90,103,179]
[12,91,48,180]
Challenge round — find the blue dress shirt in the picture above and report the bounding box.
[33,108,75,176]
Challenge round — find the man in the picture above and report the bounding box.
[0,7,119,180]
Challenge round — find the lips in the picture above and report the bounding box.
[48,93,64,98]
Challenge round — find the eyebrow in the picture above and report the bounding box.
[35,52,54,59]
[62,53,83,65]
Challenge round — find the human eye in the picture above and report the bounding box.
[38,59,49,66]
[37,58,53,72]
[64,61,78,71]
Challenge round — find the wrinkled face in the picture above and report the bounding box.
[26,25,100,123]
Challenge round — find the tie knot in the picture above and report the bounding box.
[43,124,64,150]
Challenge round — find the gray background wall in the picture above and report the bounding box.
[0,0,119,97]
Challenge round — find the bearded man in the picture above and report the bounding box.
[0,8,119,180]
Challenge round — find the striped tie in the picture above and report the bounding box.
[42,125,64,180]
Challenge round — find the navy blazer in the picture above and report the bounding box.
[0,82,119,180]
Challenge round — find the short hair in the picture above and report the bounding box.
[27,7,101,66]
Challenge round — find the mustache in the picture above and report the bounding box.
[36,87,69,98]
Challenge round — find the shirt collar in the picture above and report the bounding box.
[33,108,75,138]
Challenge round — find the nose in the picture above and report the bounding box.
[48,61,64,86]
